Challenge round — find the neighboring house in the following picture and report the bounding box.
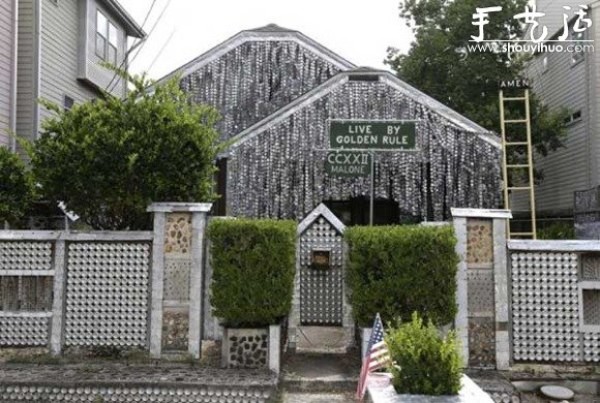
[523,0,599,220]
[159,25,503,223]
[0,0,144,152]
[0,0,17,148]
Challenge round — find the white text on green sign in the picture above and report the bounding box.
[326,151,371,177]
[329,121,417,150]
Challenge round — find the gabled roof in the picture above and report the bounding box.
[297,203,346,235]
[224,68,501,152]
[155,24,355,85]
[101,0,146,38]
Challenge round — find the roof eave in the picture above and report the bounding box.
[101,0,146,38]
[153,27,356,87]
[223,70,501,153]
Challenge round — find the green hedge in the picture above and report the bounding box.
[0,147,35,227]
[345,224,459,327]
[208,219,296,327]
[386,312,462,395]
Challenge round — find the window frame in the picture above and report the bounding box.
[541,55,548,73]
[95,10,108,60]
[571,30,585,65]
[95,9,119,65]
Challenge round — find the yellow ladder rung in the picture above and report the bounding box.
[500,88,537,240]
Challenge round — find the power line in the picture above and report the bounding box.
[147,29,176,72]
[104,0,159,93]
[127,0,172,67]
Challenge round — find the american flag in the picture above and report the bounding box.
[356,313,391,400]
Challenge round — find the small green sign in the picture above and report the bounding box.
[326,151,371,177]
[329,120,417,150]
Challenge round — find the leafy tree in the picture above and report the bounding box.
[31,74,220,230]
[387,0,568,160]
[0,146,35,227]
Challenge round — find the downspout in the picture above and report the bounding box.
[10,0,19,152]
[32,0,41,140]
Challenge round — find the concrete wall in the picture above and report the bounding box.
[454,208,600,368]
[0,203,212,359]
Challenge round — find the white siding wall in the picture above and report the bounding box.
[535,0,583,39]
[16,0,36,147]
[0,0,16,148]
[77,0,127,97]
[522,9,598,216]
[592,6,600,191]
[38,0,100,130]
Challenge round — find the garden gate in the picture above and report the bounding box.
[288,204,354,352]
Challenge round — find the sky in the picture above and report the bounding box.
[118,0,415,80]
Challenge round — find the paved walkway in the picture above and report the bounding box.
[280,352,360,402]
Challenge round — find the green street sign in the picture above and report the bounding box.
[326,151,371,177]
[329,120,417,150]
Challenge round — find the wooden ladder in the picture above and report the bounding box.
[499,88,537,239]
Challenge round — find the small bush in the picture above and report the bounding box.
[0,147,35,227]
[386,312,462,396]
[538,221,574,239]
[208,219,296,327]
[345,225,458,327]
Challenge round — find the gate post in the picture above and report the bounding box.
[147,203,212,359]
[451,208,511,370]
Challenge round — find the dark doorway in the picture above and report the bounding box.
[212,158,227,216]
[324,197,401,226]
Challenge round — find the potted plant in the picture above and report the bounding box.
[207,218,295,373]
[367,312,493,402]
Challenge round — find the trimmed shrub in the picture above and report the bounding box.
[31,75,219,230]
[386,312,462,396]
[538,221,575,239]
[208,219,296,327]
[345,224,458,327]
[0,147,35,227]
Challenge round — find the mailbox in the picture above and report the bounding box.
[311,249,331,270]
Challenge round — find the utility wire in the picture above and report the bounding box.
[108,0,173,93]
[104,0,159,93]
[147,29,176,73]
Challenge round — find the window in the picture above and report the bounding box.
[571,30,585,65]
[542,56,548,73]
[63,95,74,111]
[95,11,107,59]
[95,10,118,65]
[564,110,582,125]
[108,23,118,65]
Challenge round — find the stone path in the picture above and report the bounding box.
[279,352,360,403]
[282,392,355,402]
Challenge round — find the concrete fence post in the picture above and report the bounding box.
[147,203,212,359]
[451,208,511,370]
[50,238,66,355]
